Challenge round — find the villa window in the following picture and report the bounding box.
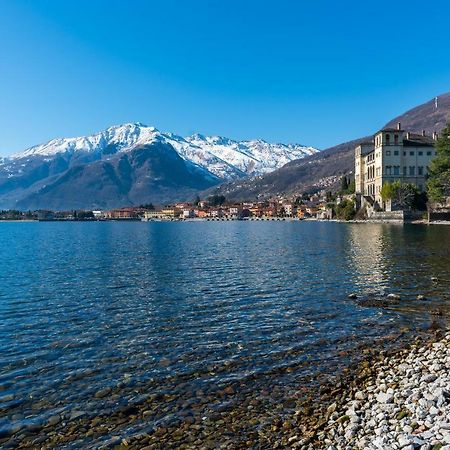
[394,134,399,145]
[386,134,390,145]
[418,166,424,175]
[418,151,423,156]
[427,151,432,156]
[403,151,406,156]
[386,166,392,175]
[410,151,414,156]
[394,150,399,155]
[409,166,415,176]
[403,166,407,176]
[386,150,391,156]
[393,166,400,175]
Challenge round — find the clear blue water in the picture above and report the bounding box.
[0,221,449,446]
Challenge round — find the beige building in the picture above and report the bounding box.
[355,123,437,210]
[142,208,181,221]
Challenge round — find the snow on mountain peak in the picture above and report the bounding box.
[11,123,319,180]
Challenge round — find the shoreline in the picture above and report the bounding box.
[0,217,449,225]
[2,326,448,449]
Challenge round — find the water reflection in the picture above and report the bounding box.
[347,223,389,292]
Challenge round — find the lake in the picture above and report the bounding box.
[0,221,449,448]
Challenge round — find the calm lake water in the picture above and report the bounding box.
[0,221,449,447]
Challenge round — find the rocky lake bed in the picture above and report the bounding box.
[1,327,449,449]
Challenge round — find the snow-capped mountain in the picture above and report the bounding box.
[0,123,318,210]
[11,123,318,180]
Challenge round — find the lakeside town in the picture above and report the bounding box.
[0,190,354,222]
[2,122,449,224]
[2,189,448,223]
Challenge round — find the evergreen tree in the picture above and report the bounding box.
[340,175,349,193]
[427,124,450,203]
[208,194,226,206]
[347,178,356,194]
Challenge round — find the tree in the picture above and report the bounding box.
[347,179,356,194]
[381,181,397,202]
[139,203,154,210]
[193,195,201,206]
[427,124,450,204]
[335,199,355,221]
[77,210,94,219]
[381,181,419,210]
[340,175,349,193]
[339,175,355,195]
[208,194,226,206]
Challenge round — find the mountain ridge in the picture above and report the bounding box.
[209,93,450,200]
[0,123,318,209]
[11,122,318,180]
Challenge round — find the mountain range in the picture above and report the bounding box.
[0,124,317,210]
[210,93,450,200]
[2,93,449,210]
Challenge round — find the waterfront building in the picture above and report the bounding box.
[355,123,437,210]
[195,209,208,218]
[182,209,195,219]
[228,206,243,218]
[143,208,180,220]
[283,204,295,217]
[249,206,264,217]
[297,206,307,219]
[161,208,180,218]
[92,210,104,219]
[209,208,224,218]
[106,207,141,219]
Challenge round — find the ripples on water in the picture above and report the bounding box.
[0,221,449,445]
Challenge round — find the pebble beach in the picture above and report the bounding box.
[295,331,450,450]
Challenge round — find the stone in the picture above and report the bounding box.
[69,410,86,421]
[376,392,394,404]
[94,387,112,398]
[47,415,61,427]
[223,386,235,395]
[398,434,412,447]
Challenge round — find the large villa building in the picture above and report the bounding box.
[355,123,438,210]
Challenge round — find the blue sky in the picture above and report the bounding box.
[1,0,450,155]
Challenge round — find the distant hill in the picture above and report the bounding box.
[210,93,450,200]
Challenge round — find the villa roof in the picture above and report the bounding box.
[403,134,435,147]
